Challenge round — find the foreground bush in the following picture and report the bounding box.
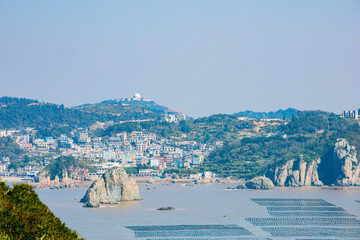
[0,181,83,240]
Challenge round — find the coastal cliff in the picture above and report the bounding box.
[35,165,90,188]
[267,157,322,187]
[264,138,360,187]
[81,167,142,208]
[332,138,360,186]
[34,156,93,188]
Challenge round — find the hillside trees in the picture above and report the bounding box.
[0,181,83,239]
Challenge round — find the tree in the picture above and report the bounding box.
[0,181,83,240]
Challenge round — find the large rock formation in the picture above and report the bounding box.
[245,176,274,190]
[268,156,323,187]
[35,166,90,188]
[81,167,142,208]
[333,138,360,186]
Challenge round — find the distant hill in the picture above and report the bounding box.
[0,97,111,130]
[75,97,170,114]
[97,113,255,143]
[235,108,299,120]
[74,102,164,122]
[0,96,173,131]
[278,110,352,135]
[202,110,359,178]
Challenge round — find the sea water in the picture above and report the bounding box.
[35,184,360,240]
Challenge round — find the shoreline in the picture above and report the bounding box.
[3,176,360,191]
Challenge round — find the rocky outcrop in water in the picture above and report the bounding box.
[245,176,274,190]
[81,167,142,208]
[332,138,360,186]
[268,157,323,187]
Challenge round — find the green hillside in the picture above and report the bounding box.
[0,97,173,132]
[202,111,360,178]
[97,114,255,143]
[0,97,110,130]
[236,108,298,120]
[76,102,163,121]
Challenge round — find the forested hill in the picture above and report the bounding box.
[202,111,360,178]
[0,97,111,130]
[97,114,255,143]
[0,97,170,130]
[74,102,164,121]
[75,97,170,114]
[236,108,299,120]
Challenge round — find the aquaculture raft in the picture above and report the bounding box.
[247,198,360,238]
[126,224,254,238]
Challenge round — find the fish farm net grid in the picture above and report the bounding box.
[126,225,246,231]
[126,225,253,238]
[262,227,360,238]
[295,239,360,240]
[134,229,253,238]
[266,206,346,212]
[253,201,335,207]
[251,198,327,202]
[268,211,355,217]
[246,217,360,226]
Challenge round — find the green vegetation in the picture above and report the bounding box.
[8,155,45,170]
[44,156,95,180]
[203,136,318,178]
[202,111,360,178]
[279,111,352,135]
[185,114,254,143]
[76,102,163,121]
[236,108,298,120]
[77,98,169,113]
[0,137,24,163]
[0,97,110,130]
[98,114,254,144]
[0,97,170,131]
[0,181,83,239]
[36,126,72,138]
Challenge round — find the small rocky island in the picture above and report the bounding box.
[157,206,176,211]
[81,167,142,208]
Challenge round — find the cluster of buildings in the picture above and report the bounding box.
[341,109,360,120]
[0,125,218,179]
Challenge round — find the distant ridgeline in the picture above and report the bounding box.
[73,97,170,122]
[202,110,360,184]
[236,108,299,120]
[76,94,170,113]
[0,97,111,130]
[0,96,180,132]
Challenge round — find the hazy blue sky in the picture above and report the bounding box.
[1,1,359,117]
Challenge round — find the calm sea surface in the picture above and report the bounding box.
[35,184,360,240]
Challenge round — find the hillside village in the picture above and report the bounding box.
[0,119,281,182]
[0,126,215,180]
[1,95,359,184]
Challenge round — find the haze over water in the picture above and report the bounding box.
[36,184,360,240]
